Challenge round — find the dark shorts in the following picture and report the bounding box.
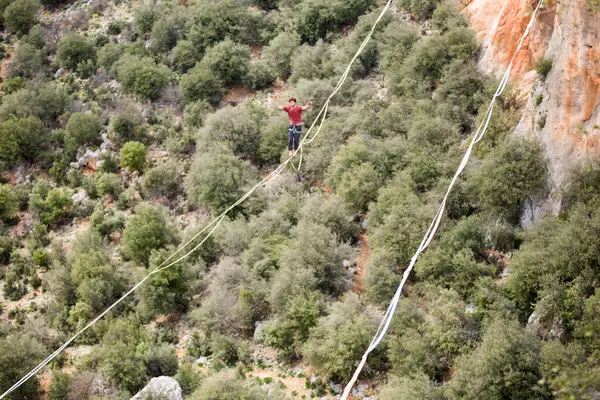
[288,124,302,151]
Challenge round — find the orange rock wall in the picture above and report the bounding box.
[464,0,600,188]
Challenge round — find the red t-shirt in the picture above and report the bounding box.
[283,105,303,125]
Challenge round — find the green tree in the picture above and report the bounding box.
[303,293,382,381]
[397,0,440,19]
[116,54,170,100]
[0,334,47,400]
[120,141,146,172]
[180,62,226,105]
[122,202,178,265]
[0,184,17,221]
[29,181,73,225]
[0,116,46,163]
[97,43,125,71]
[48,372,71,400]
[4,0,38,35]
[200,39,251,85]
[186,151,256,214]
[141,162,182,200]
[446,318,549,400]
[469,138,546,223]
[57,33,96,71]
[169,40,200,73]
[64,113,104,155]
[8,41,43,78]
[261,31,301,80]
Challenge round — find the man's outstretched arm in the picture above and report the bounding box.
[302,100,313,111]
[273,95,285,110]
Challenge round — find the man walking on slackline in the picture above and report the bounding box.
[274,95,312,156]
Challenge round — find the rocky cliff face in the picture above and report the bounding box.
[464,0,600,189]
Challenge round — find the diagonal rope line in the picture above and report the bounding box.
[340,1,544,398]
[0,2,392,398]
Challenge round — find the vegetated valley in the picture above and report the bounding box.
[0,0,599,399]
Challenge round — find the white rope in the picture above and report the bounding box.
[340,1,544,398]
[0,2,392,398]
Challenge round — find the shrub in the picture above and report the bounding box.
[3,77,24,94]
[200,39,251,85]
[196,101,267,158]
[107,20,126,35]
[120,141,146,172]
[303,293,382,381]
[95,321,146,393]
[185,0,262,52]
[447,318,548,400]
[48,372,71,400]
[141,162,182,200]
[397,0,440,19]
[432,0,467,32]
[111,107,145,143]
[8,42,43,78]
[186,151,256,214]
[183,100,212,129]
[144,344,178,377]
[122,202,178,265]
[96,172,122,198]
[97,43,125,71]
[175,362,201,395]
[169,40,200,73]
[180,62,226,105]
[0,184,18,222]
[257,115,289,164]
[0,116,46,165]
[469,138,546,223]
[535,56,553,82]
[0,334,47,400]
[294,0,377,43]
[0,82,68,123]
[29,181,73,225]
[0,236,13,265]
[64,113,104,155]
[244,60,275,90]
[149,12,186,55]
[32,247,50,268]
[57,33,96,71]
[193,258,268,337]
[115,54,170,100]
[189,369,278,400]
[4,0,39,35]
[133,3,155,35]
[379,373,440,400]
[261,31,301,80]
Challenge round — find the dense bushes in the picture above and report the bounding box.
[64,113,104,155]
[116,55,170,100]
[57,33,97,71]
[4,0,38,35]
[180,63,226,105]
[200,40,251,85]
[0,184,18,221]
[122,202,178,265]
[142,163,182,200]
[294,0,377,43]
[0,116,46,168]
[469,138,546,223]
[120,141,147,172]
[186,151,257,214]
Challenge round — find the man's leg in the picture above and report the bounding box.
[293,125,301,155]
[288,126,294,156]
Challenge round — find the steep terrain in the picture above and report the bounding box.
[465,0,600,188]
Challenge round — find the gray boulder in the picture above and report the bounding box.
[131,377,183,400]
